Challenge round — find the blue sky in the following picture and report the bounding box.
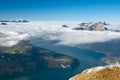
[0,0,120,22]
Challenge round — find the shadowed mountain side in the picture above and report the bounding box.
[0,40,79,75]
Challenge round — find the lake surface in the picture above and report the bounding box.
[0,39,106,80]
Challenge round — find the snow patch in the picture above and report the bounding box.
[86,66,104,74]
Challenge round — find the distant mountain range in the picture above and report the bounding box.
[0,19,29,23]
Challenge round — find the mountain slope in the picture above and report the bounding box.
[0,40,79,75]
[69,64,120,80]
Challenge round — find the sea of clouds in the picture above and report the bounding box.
[0,21,120,47]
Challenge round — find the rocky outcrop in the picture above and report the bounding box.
[69,64,120,80]
[73,22,110,31]
[1,23,7,25]
[62,25,69,27]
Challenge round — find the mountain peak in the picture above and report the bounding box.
[73,21,110,31]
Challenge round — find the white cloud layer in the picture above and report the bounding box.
[0,21,120,47]
[0,29,29,47]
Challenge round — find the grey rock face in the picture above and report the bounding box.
[73,22,110,31]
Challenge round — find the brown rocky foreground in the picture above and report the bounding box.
[69,64,120,80]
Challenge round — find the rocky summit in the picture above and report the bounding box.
[73,22,110,31]
[69,64,120,80]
